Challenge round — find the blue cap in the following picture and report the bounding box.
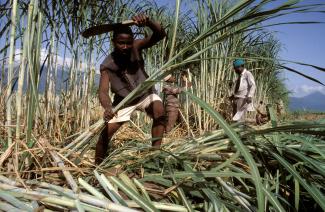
[233,59,245,68]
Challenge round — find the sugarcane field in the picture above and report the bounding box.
[1,0,325,211]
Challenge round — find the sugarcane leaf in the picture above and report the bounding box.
[78,178,106,200]
[100,174,129,206]
[271,152,325,210]
[294,179,300,211]
[146,171,251,179]
[0,192,34,212]
[167,164,194,212]
[109,176,158,212]
[285,147,325,176]
[140,176,173,187]
[262,187,286,212]
[183,164,221,211]
[184,91,265,211]
[118,173,140,195]
[244,124,325,136]
[279,65,325,86]
[133,179,151,202]
[93,171,126,205]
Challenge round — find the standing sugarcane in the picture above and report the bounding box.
[5,0,18,146]
[88,14,167,164]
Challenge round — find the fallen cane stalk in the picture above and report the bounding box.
[0,201,21,212]
[34,185,138,212]
[0,183,139,212]
[49,150,79,193]
[0,142,15,167]
[61,120,104,155]
[78,177,108,200]
[39,138,79,193]
[0,177,189,212]
[93,170,127,205]
[0,192,34,212]
[216,177,252,211]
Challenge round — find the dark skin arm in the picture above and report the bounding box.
[132,14,166,50]
[98,70,115,121]
[99,14,165,121]
[181,75,192,88]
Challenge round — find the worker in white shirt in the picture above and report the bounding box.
[230,59,256,122]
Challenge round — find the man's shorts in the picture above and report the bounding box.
[108,94,162,123]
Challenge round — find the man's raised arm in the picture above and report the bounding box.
[133,14,166,50]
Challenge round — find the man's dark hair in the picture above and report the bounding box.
[112,26,134,40]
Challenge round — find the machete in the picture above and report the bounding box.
[81,20,135,38]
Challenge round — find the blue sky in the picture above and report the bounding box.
[155,0,325,97]
[266,0,325,97]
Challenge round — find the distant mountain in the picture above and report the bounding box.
[289,92,325,112]
[1,66,100,94]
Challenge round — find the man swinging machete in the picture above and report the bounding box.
[91,14,166,165]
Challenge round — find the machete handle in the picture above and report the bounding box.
[121,20,136,25]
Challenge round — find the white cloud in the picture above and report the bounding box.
[291,85,325,97]
[14,49,22,62]
[39,48,73,67]
[3,48,100,74]
[10,48,93,71]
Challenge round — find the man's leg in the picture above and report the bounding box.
[165,109,179,133]
[232,99,237,117]
[145,101,165,147]
[256,114,261,125]
[235,98,246,122]
[95,122,124,165]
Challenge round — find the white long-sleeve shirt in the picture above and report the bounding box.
[233,69,256,98]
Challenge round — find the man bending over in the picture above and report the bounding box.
[96,14,166,165]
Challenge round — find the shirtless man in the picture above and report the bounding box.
[96,14,166,164]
